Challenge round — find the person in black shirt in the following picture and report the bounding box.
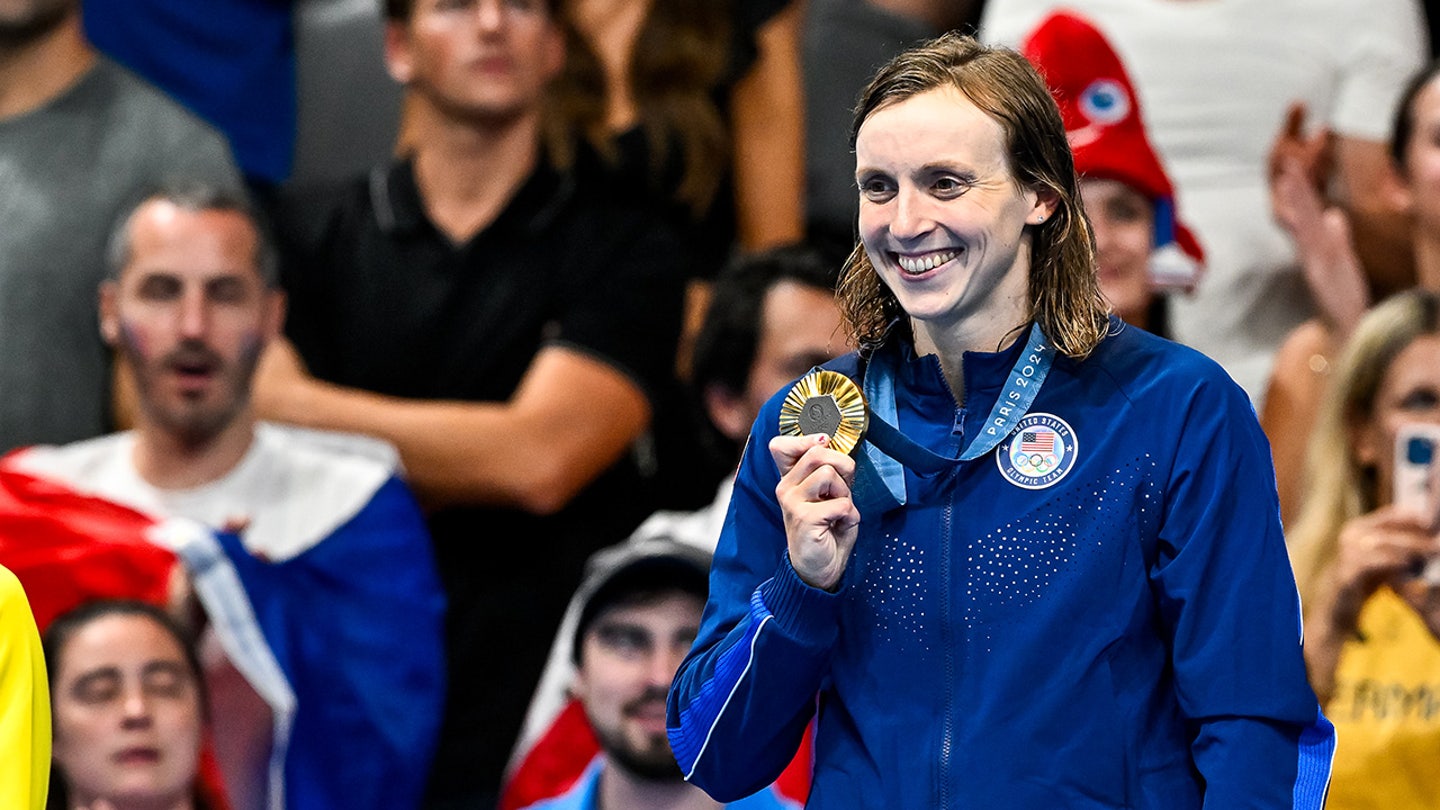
[257,0,686,806]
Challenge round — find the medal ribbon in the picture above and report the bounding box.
[855,323,1054,511]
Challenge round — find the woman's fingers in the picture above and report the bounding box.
[771,434,855,487]
[1337,509,1440,590]
[771,433,862,591]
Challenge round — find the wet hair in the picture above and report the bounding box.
[44,600,212,810]
[1390,59,1440,176]
[691,243,841,397]
[836,32,1109,359]
[1288,290,1440,604]
[104,182,278,287]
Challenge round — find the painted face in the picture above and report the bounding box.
[387,0,563,122]
[1081,177,1155,328]
[1400,75,1440,236]
[855,86,1052,344]
[573,592,703,781]
[100,200,281,446]
[51,614,203,809]
[1354,334,1440,504]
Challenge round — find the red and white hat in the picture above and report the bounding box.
[1021,10,1204,291]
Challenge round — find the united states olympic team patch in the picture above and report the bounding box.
[996,413,1077,489]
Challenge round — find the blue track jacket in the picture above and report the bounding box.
[668,322,1334,808]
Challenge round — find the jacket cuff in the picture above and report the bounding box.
[758,555,843,649]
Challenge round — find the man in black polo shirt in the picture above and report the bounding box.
[256,0,685,807]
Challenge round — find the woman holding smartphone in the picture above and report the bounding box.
[1289,289,1440,809]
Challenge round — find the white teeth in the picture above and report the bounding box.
[896,251,958,274]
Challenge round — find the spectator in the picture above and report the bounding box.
[552,0,805,273]
[257,0,686,805]
[1287,290,1440,809]
[504,244,844,809]
[519,538,798,810]
[545,0,810,506]
[0,564,48,810]
[44,600,211,810]
[1019,10,1204,337]
[981,0,1427,403]
[5,185,446,810]
[1265,60,1440,526]
[691,245,847,466]
[0,0,241,455]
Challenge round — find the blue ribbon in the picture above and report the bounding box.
[852,323,1054,514]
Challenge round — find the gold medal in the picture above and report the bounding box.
[779,370,869,456]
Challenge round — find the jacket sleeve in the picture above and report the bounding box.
[667,415,843,802]
[1150,371,1334,809]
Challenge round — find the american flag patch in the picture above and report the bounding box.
[1019,431,1055,453]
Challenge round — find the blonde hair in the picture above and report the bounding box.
[1289,291,1440,602]
[836,32,1109,358]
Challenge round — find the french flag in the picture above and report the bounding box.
[0,436,446,810]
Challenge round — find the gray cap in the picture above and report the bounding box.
[570,536,713,665]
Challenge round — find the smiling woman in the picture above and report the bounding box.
[669,31,1335,809]
[43,600,211,810]
[853,85,1057,375]
[837,38,1106,379]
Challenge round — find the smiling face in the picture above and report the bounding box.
[100,199,283,447]
[51,613,203,809]
[855,86,1055,348]
[1081,177,1155,327]
[573,591,702,781]
[385,0,563,124]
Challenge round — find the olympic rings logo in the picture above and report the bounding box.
[1011,452,1061,474]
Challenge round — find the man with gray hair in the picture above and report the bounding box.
[2,184,446,810]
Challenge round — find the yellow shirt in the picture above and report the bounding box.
[1327,587,1440,809]
[0,565,49,809]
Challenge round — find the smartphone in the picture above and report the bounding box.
[1395,423,1440,582]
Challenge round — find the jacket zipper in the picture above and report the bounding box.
[940,402,966,806]
[940,494,955,808]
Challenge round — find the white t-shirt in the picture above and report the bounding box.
[13,421,400,561]
[13,422,410,810]
[981,0,1427,401]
